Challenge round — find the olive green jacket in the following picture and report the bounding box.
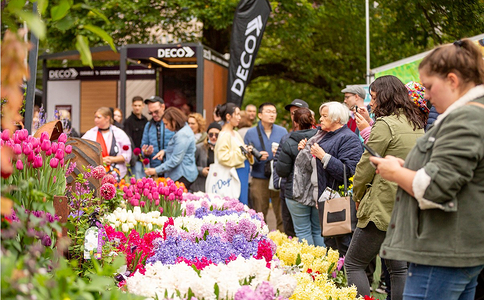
[353,111,424,231]
[381,86,484,267]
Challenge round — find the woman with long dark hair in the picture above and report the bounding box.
[345,75,425,299]
[213,103,253,205]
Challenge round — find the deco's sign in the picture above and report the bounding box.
[157,47,195,58]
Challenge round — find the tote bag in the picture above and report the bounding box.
[205,133,241,199]
[320,164,356,237]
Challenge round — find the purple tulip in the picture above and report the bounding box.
[13,144,22,155]
[33,155,43,168]
[40,131,49,142]
[55,149,64,160]
[16,160,24,170]
[41,139,51,151]
[1,129,11,141]
[23,143,33,156]
[41,235,52,247]
[58,133,67,143]
[65,145,72,154]
[49,158,59,168]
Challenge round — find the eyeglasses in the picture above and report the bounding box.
[208,133,219,138]
[148,110,160,116]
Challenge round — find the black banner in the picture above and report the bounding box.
[226,0,271,106]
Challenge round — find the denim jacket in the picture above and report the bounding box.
[141,120,174,168]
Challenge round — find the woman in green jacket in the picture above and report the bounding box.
[345,75,425,299]
[372,39,484,299]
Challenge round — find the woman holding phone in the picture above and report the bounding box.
[344,75,425,299]
[372,39,484,299]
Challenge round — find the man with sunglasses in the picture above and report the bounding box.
[140,96,174,173]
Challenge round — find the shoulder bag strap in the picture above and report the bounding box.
[343,163,347,195]
[467,102,484,109]
[256,124,266,150]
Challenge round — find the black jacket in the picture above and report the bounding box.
[275,128,318,200]
[123,113,148,148]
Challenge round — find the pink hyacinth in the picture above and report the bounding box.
[92,165,106,179]
[102,174,117,185]
[58,133,67,143]
[16,160,24,170]
[100,183,116,200]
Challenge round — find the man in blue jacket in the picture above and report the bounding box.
[244,102,287,231]
[140,96,174,175]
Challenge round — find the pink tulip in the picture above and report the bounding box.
[45,149,52,156]
[18,129,28,141]
[23,143,33,156]
[51,142,58,153]
[159,207,163,214]
[134,193,141,200]
[126,190,133,197]
[41,140,51,151]
[34,146,41,154]
[57,142,65,152]
[153,192,159,200]
[147,194,153,201]
[55,149,64,160]
[16,160,24,170]
[143,188,149,197]
[137,181,144,189]
[1,129,11,141]
[33,155,43,168]
[155,200,160,206]
[31,138,40,149]
[123,194,128,200]
[132,199,140,206]
[58,133,67,143]
[60,158,65,167]
[27,152,35,163]
[40,131,49,142]
[140,201,146,207]
[65,145,72,154]
[130,177,136,185]
[50,158,59,168]
[169,183,177,193]
[13,133,20,144]
[168,194,175,201]
[13,144,22,155]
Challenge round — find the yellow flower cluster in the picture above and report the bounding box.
[268,231,360,300]
[291,273,358,300]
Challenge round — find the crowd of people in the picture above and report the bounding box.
[78,39,484,300]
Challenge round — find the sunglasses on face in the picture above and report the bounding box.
[208,133,219,138]
[148,110,160,116]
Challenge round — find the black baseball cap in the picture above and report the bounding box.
[144,95,164,105]
[285,99,309,111]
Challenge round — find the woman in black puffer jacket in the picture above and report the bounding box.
[275,108,321,246]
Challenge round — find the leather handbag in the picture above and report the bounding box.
[320,164,355,237]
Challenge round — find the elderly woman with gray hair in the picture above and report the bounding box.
[298,101,363,255]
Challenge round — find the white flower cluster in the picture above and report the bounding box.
[126,256,297,300]
[104,207,167,233]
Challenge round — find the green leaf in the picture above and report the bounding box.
[80,4,110,24]
[83,24,116,52]
[295,253,301,266]
[51,0,71,21]
[6,0,26,11]
[16,11,46,39]
[37,0,49,15]
[55,14,77,31]
[75,35,93,68]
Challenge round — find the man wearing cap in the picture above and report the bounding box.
[272,99,309,237]
[140,96,174,173]
[341,85,368,135]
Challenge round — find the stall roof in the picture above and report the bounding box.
[39,45,120,61]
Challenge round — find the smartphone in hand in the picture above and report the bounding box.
[363,143,382,158]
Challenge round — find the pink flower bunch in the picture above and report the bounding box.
[176,256,216,270]
[104,225,163,275]
[254,239,276,268]
[122,177,185,215]
[91,165,106,179]
[1,129,71,201]
[100,182,116,200]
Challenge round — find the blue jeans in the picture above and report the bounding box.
[285,198,325,247]
[133,161,146,179]
[404,263,484,300]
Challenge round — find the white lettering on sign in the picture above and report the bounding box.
[231,15,263,97]
[48,68,79,80]
[157,46,195,58]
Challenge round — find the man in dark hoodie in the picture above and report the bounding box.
[124,96,148,178]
